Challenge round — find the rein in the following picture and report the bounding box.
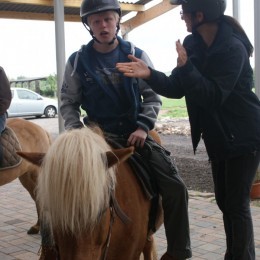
[102,191,131,260]
[110,191,131,224]
[102,206,114,260]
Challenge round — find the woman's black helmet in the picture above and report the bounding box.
[170,0,226,22]
[80,0,121,24]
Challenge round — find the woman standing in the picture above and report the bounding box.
[116,0,260,259]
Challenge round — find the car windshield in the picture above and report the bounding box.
[17,89,39,100]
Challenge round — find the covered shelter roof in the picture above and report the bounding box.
[0,0,177,36]
[0,0,164,20]
[9,77,48,93]
[10,77,48,84]
[0,0,259,134]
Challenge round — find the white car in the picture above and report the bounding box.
[7,88,58,118]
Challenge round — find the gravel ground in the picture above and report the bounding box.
[156,118,214,193]
[27,117,214,193]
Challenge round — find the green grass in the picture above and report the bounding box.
[159,96,188,118]
[80,96,188,118]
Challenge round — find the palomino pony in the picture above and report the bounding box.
[21,126,163,260]
[0,118,52,234]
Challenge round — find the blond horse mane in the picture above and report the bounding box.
[37,127,116,236]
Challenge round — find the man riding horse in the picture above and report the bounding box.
[59,0,192,259]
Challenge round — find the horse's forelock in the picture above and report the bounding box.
[37,127,116,235]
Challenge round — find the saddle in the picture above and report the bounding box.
[0,126,22,170]
[106,137,160,233]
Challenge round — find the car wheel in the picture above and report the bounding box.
[44,106,56,118]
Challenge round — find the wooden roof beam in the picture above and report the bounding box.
[120,0,177,37]
[0,0,80,7]
[121,3,145,12]
[0,11,83,21]
[0,0,53,6]
[1,0,146,11]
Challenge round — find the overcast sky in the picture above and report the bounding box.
[0,0,254,79]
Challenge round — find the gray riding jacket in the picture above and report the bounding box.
[60,37,161,135]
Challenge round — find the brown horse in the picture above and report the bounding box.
[0,118,52,234]
[20,127,163,260]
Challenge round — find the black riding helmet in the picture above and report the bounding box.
[170,0,226,22]
[80,0,121,44]
[80,0,121,25]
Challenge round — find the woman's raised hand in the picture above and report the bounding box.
[176,40,188,67]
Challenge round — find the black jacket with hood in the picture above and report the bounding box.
[146,19,260,160]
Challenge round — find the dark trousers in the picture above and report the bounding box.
[133,135,192,259]
[211,151,260,260]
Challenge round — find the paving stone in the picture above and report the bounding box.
[1,172,260,259]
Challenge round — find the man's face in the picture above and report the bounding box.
[88,11,118,44]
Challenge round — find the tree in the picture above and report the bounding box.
[40,74,57,97]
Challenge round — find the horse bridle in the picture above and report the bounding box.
[39,192,130,260]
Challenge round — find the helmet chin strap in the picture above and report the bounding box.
[190,13,205,32]
[191,21,204,33]
[191,14,222,33]
[108,36,117,45]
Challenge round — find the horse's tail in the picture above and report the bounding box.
[37,127,116,236]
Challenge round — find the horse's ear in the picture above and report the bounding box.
[106,146,134,168]
[17,152,45,166]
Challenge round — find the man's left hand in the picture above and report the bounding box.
[127,127,147,148]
